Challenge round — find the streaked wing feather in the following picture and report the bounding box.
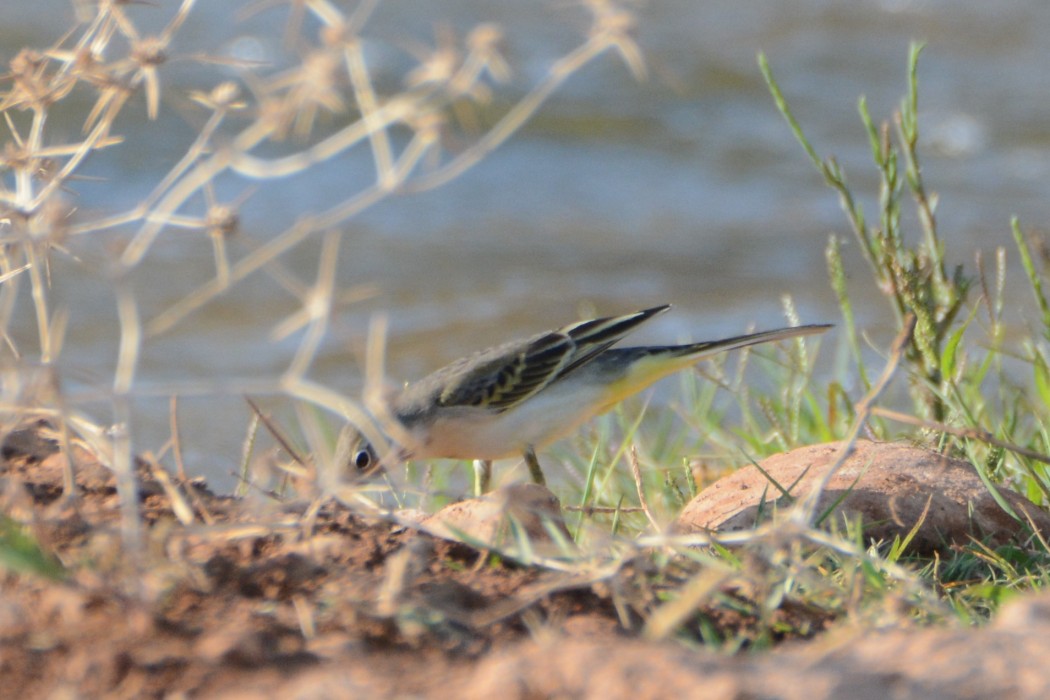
[437,331,574,410]
[436,305,671,413]
[487,333,575,408]
[558,304,670,375]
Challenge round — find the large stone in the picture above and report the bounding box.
[675,440,1050,554]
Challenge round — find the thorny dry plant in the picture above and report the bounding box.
[0,0,647,548]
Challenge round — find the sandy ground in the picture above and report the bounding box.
[2,420,1049,699]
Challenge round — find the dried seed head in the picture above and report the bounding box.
[6,49,53,109]
[1,141,32,172]
[209,81,242,110]
[29,194,74,245]
[191,81,245,112]
[131,37,168,68]
[206,204,239,238]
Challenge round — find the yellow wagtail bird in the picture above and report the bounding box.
[350,304,830,492]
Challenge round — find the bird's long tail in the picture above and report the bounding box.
[595,323,831,409]
[661,323,832,362]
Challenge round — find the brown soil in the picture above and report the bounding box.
[2,421,1049,699]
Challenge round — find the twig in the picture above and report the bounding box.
[871,407,1050,467]
[282,231,340,381]
[243,396,309,468]
[629,445,661,532]
[169,395,188,482]
[165,396,216,523]
[143,455,196,526]
[793,315,915,525]
[642,567,730,641]
[564,505,645,514]
[871,405,1050,504]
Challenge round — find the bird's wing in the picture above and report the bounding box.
[433,305,671,413]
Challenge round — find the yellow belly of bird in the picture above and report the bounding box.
[410,352,693,460]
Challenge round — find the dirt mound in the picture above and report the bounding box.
[2,423,1049,698]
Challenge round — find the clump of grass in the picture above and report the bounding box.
[746,43,1050,621]
[754,42,1050,505]
[530,41,1050,636]
[761,44,970,423]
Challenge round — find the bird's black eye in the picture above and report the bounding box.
[353,449,373,470]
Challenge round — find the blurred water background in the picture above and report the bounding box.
[4,1,1049,488]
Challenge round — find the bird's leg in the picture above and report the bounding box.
[523,447,546,486]
[473,459,492,495]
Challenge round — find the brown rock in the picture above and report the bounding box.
[420,483,574,557]
[675,440,1050,554]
